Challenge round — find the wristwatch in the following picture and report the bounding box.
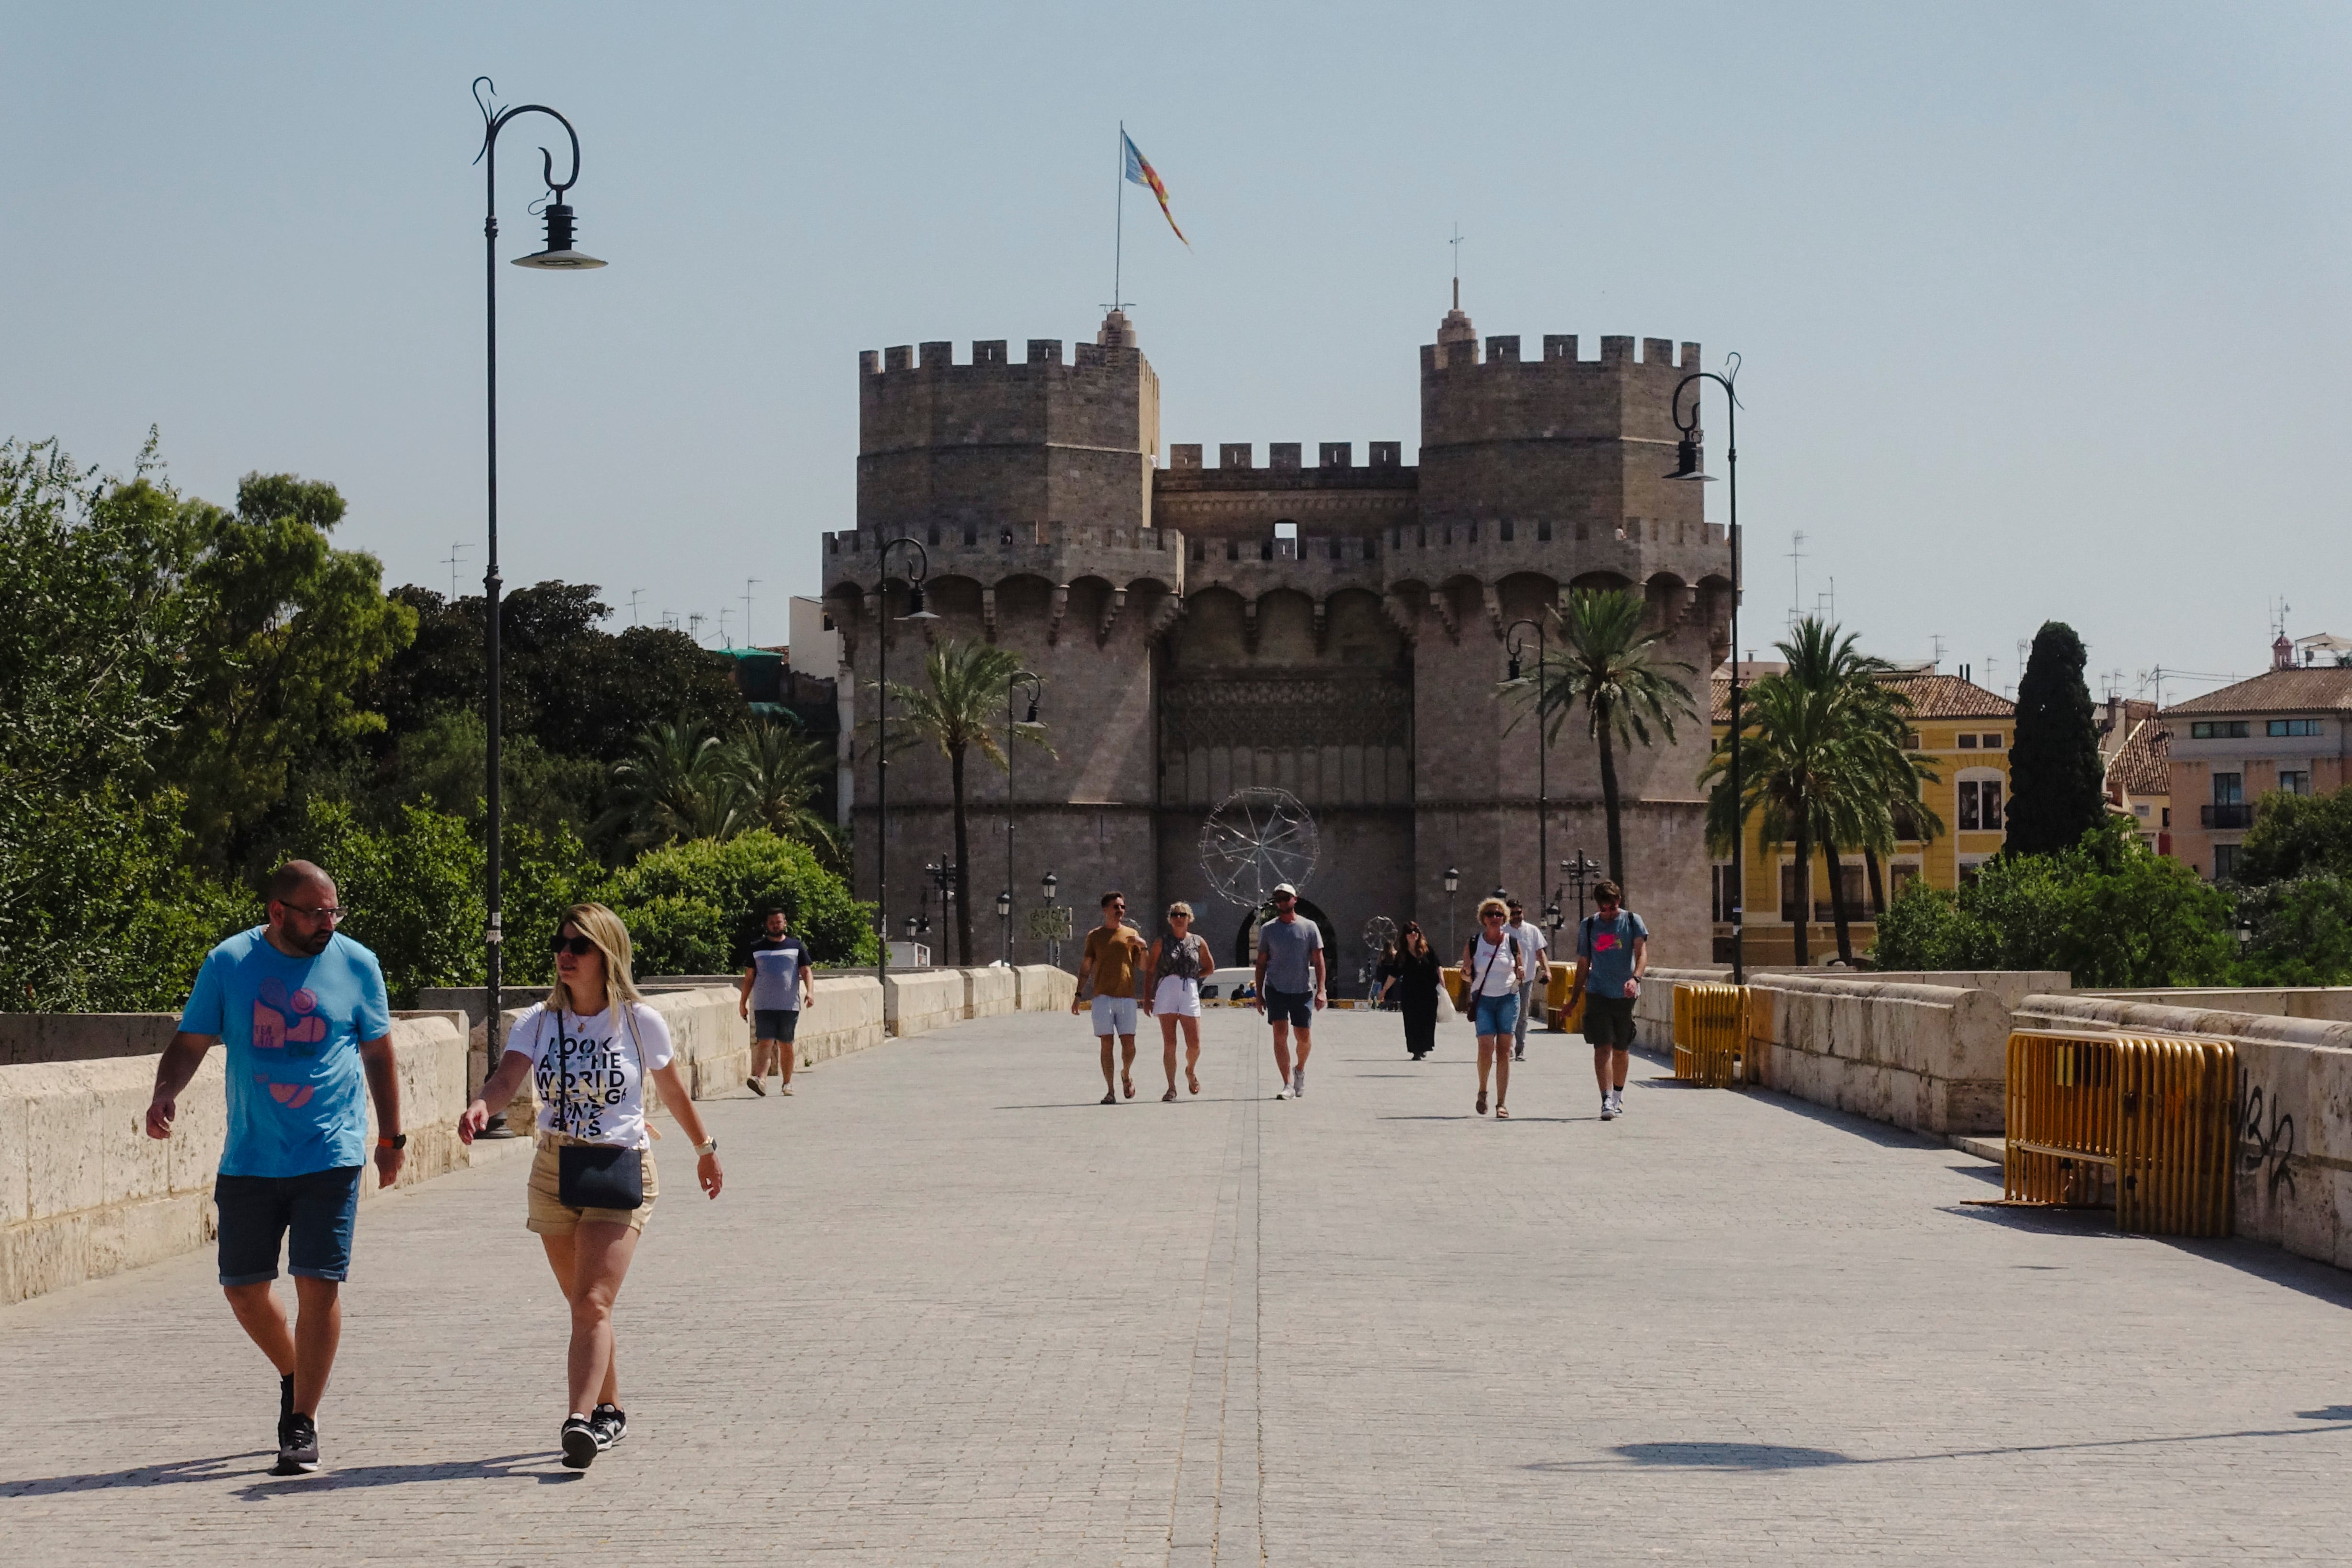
[695,1138,719,1157]
[378,1133,407,1151]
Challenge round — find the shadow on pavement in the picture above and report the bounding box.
[1529,1418,2352,1473]
[1,1451,561,1498]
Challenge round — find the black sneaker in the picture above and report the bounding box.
[273,1412,320,1475]
[277,1373,294,1450]
[589,1403,628,1449]
[560,1415,600,1469]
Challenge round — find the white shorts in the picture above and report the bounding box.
[1089,995,1139,1036]
[1153,976,1201,1017]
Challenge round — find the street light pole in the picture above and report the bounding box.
[1505,617,1549,912]
[1669,357,1744,985]
[1443,865,1460,959]
[875,537,936,990]
[1005,671,1041,968]
[473,78,604,1114]
[1041,871,1060,968]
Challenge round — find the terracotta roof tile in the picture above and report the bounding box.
[2106,719,2170,797]
[1710,671,2012,722]
[2160,667,2352,716]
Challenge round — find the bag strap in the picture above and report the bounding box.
[1475,937,1504,996]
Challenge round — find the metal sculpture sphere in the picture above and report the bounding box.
[1198,788,1319,909]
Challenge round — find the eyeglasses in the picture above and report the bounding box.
[279,903,348,922]
[550,935,599,957]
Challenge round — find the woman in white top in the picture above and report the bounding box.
[1459,897,1526,1119]
[459,902,724,1470]
[1141,902,1210,1101]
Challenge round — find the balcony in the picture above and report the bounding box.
[2201,803,2254,830]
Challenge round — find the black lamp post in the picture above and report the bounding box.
[1443,865,1460,956]
[1504,617,1550,924]
[1005,671,1041,968]
[1668,358,1743,983]
[875,537,936,989]
[472,78,605,1118]
[1561,848,1601,931]
[1041,870,1060,967]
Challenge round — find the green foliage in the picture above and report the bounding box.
[303,799,484,1004]
[597,831,878,976]
[2238,786,2352,884]
[2006,621,2106,857]
[2234,875,2352,986]
[601,718,745,851]
[1871,818,2236,985]
[722,718,841,860]
[376,709,608,844]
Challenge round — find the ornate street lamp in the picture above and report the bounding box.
[1443,865,1460,956]
[471,78,605,1124]
[875,536,936,988]
[1669,355,1743,983]
[1005,670,1041,967]
[1041,870,1060,967]
[1504,617,1551,925]
[1561,848,1602,931]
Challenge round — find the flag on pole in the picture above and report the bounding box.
[1122,132,1187,246]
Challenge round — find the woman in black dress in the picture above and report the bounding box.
[1384,921,1444,1060]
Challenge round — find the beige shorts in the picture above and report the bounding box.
[526,1139,659,1236]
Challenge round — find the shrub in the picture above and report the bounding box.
[595,830,877,978]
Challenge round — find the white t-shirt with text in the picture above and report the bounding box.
[507,1000,676,1150]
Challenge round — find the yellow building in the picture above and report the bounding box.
[1707,666,2014,965]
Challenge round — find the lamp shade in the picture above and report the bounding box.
[1663,432,1713,482]
[512,203,607,270]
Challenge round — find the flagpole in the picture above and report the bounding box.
[1114,121,1125,313]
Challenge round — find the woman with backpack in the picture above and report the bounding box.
[1142,901,1211,1101]
[1460,897,1526,1117]
[458,902,725,1470]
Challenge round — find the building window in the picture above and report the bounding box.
[1958,778,2004,832]
[2268,718,2322,737]
[2214,843,2242,881]
[2191,721,2251,739]
[1779,864,1800,924]
[1889,863,1921,903]
[2133,802,2149,817]
[1813,864,1866,923]
[1906,731,1922,751]
[1958,733,1979,749]
[2213,772,2243,805]
[2280,770,2312,796]
[1959,857,1990,887]
[1980,732,2004,749]
[2161,806,2171,828]
[1711,864,1740,923]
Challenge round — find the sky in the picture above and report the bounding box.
[5,1,2347,701]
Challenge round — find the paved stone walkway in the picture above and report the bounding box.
[9,1006,2352,1564]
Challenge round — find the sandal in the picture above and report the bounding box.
[1494,1105,1510,1119]
[1475,1090,1488,1116]
[1187,1068,1201,1095]
[1100,1090,1117,1105]
[1162,1086,1178,1102]
[1122,1074,1135,1100]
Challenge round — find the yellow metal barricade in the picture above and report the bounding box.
[1547,963,1583,1034]
[1442,966,1465,1013]
[2002,1029,2234,1236]
[1671,982,1751,1087]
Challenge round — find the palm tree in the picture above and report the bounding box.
[879,639,1050,967]
[600,717,741,851]
[1504,588,1697,888]
[720,717,840,863]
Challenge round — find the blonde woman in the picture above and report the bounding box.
[1141,902,1210,1101]
[1459,897,1526,1118]
[458,903,724,1470]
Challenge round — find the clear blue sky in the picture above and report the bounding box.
[6,1,2346,700]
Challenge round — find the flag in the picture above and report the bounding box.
[1122,132,1187,246]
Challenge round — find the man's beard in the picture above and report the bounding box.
[287,925,333,957]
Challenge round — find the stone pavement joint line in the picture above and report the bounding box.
[9,1007,2352,1565]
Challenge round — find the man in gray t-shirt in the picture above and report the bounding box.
[1252,885,1326,1101]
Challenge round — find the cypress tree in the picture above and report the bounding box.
[2005,621,2107,856]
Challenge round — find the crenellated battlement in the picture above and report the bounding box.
[1419,333,1701,376]
[859,335,1138,378]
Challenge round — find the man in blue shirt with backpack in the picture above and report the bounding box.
[1573,880,1648,1123]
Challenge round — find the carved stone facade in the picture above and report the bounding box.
[823,306,1734,972]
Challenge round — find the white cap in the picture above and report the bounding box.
[1271,883,1299,899]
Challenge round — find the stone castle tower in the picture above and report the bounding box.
[821,305,1733,970]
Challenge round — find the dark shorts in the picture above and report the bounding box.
[1263,987,1315,1030]
[753,1007,801,1042]
[1584,993,1638,1049]
[215,1166,362,1286]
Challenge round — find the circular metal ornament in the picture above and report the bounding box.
[1198,787,1319,909]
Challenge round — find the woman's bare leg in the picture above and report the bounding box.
[1160,1014,1181,1092]
[543,1223,639,1412]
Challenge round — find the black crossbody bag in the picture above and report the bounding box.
[554,1005,645,1211]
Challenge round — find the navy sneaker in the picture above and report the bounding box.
[273,1412,319,1475]
[589,1404,628,1450]
[560,1415,599,1469]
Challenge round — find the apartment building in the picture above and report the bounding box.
[2161,651,2352,880]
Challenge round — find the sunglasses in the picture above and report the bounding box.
[549,935,599,957]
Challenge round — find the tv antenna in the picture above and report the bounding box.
[1449,223,1465,310]
[443,541,470,602]
[718,608,733,648]
[1930,633,1947,671]
[628,589,644,626]
[688,611,707,643]
[1787,530,1807,631]
[744,578,760,648]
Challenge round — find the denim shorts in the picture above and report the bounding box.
[1472,990,1521,1039]
[215,1165,363,1286]
[1089,994,1139,1036]
[753,1007,800,1042]
[1262,988,1315,1029]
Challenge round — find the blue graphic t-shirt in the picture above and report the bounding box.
[1577,911,1650,999]
[748,936,813,1011]
[179,927,392,1178]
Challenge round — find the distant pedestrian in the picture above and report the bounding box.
[459,902,725,1469]
[1072,891,1149,1104]
[1386,921,1443,1060]
[1461,898,1526,1116]
[1252,884,1326,1100]
[1372,936,1401,1010]
[1504,898,1550,1062]
[737,907,816,1096]
[144,860,405,1476]
[1574,880,1649,1122]
[1142,902,1210,1100]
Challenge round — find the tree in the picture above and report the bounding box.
[720,718,840,862]
[2006,621,2105,857]
[600,719,744,851]
[597,830,878,975]
[2237,786,2352,884]
[1701,678,1861,965]
[1507,589,1696,889]
[881,640,1050,968]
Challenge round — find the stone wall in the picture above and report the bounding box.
[884,971,966,1038]
[1015,965,1076,1011]
[964,967,1016,1020]
[2013,993,2352,1269]
[0,1013,180,1065]
[0,1014,514,1306]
